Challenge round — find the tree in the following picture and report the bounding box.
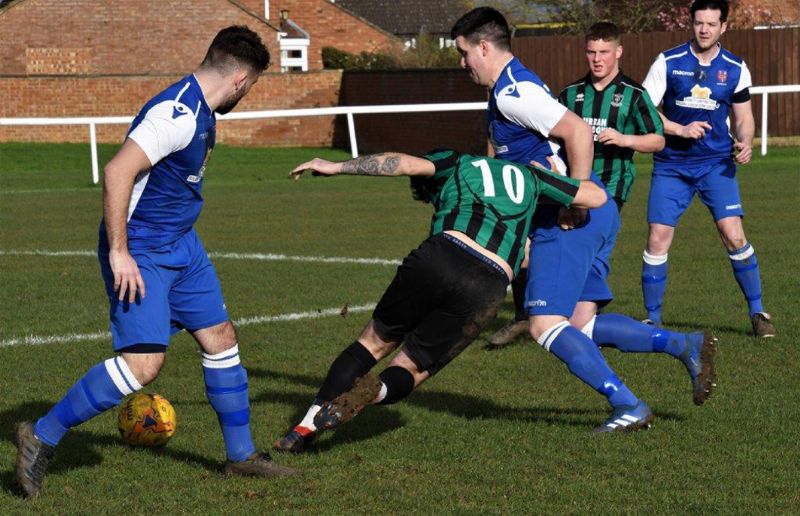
[473,0,675,34]
[473,0,780,34]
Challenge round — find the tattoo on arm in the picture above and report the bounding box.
[341,154,401,176]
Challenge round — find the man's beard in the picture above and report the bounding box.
[216,88,246,115]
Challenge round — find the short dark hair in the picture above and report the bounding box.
[586,22,621,43]
[409,176,436,203]
[450,7,511,52]
[691,0,729,22]
[201,25,270,74]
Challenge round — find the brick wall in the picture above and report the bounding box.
[0,71,343,146]
[236,0,401,70]
[0,0,282,76]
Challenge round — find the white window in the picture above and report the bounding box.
[278,19,310,73]
[280,39,309,72]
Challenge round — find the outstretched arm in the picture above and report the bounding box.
[290,153,435,180]
[572,180,608,209]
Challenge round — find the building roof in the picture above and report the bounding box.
[335,0,469,37]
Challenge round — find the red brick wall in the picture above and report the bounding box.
[236,0,401,70]
[0,71,343,146]
[0,0,282,76]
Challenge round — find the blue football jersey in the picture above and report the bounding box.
[643,42,751,165]
[488,57,568,174]
[100,74,216,251]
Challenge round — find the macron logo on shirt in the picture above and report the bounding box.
[500,84,521,98]
[172,104,191,119]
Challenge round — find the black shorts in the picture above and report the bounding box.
[372,233,509,376]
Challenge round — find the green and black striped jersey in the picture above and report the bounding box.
[559,72,663,203]
[418,150,580,274]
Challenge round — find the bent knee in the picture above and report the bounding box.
[529,316,567,342]
[121,352,166,385]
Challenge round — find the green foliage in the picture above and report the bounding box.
[1,143,799,512]
[322,33,460,70]
[321,46,397,71]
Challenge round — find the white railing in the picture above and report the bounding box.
[1,85,798,184]
[750,85,800,156]
[0,102,485,184]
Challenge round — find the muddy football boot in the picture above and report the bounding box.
[486,320,530,349]
[681,332,718,405]
[273,426,315,454]
[224,451,298,477]
[15,421,55,498]
[313,373,382,431]
[751,312,776,338]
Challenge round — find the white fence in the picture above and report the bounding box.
[1,85,798,185]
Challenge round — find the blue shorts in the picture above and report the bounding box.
[526,200,620,317]
[98,229,229,351]
[648,160,744,226]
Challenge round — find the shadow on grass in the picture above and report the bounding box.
[660,319,753,338]
[246,367,686,434]
[0,401,223,498]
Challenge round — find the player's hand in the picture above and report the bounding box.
[733,141,752,164]
[530,155,559,171]
[290,158,339,180]
[557,206,588,230]
[109,249,145,303]
[679,121,712,139]
[597,128,629,147]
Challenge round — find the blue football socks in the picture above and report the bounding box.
[642,250,668,324]
[202,345,256,462]
[728,243,764,317]
[591,313,687,358]
[538,322,638,408]
[34,357,141,447]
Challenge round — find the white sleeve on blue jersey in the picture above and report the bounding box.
[128,109,196,166]
[643,54,667,106]
[735,61,752,93]
[496,81,567,137]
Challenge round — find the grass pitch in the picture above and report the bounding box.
[1,143,799,513]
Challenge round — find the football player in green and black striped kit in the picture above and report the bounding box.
[488,21,664,347]
[273,149,608,452]
[559,22,664,211]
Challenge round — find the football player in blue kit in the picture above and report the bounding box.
[14,26,295,499]
[451,8,717,432]
[640,0,775,337]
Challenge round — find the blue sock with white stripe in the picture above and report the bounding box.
[202,345,256,462]
[728,243,764,317]
[587,314,687,358]
[642,250,668,324]
[34,357,141,447]
[538,322,638,408]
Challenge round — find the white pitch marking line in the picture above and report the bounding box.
[0,303,376,349]
[0,249,401,266]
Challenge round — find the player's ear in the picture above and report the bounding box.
[479,38,491,56]
[720,21,727,35]
[233,70,249,91]
[616,44,623,59]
